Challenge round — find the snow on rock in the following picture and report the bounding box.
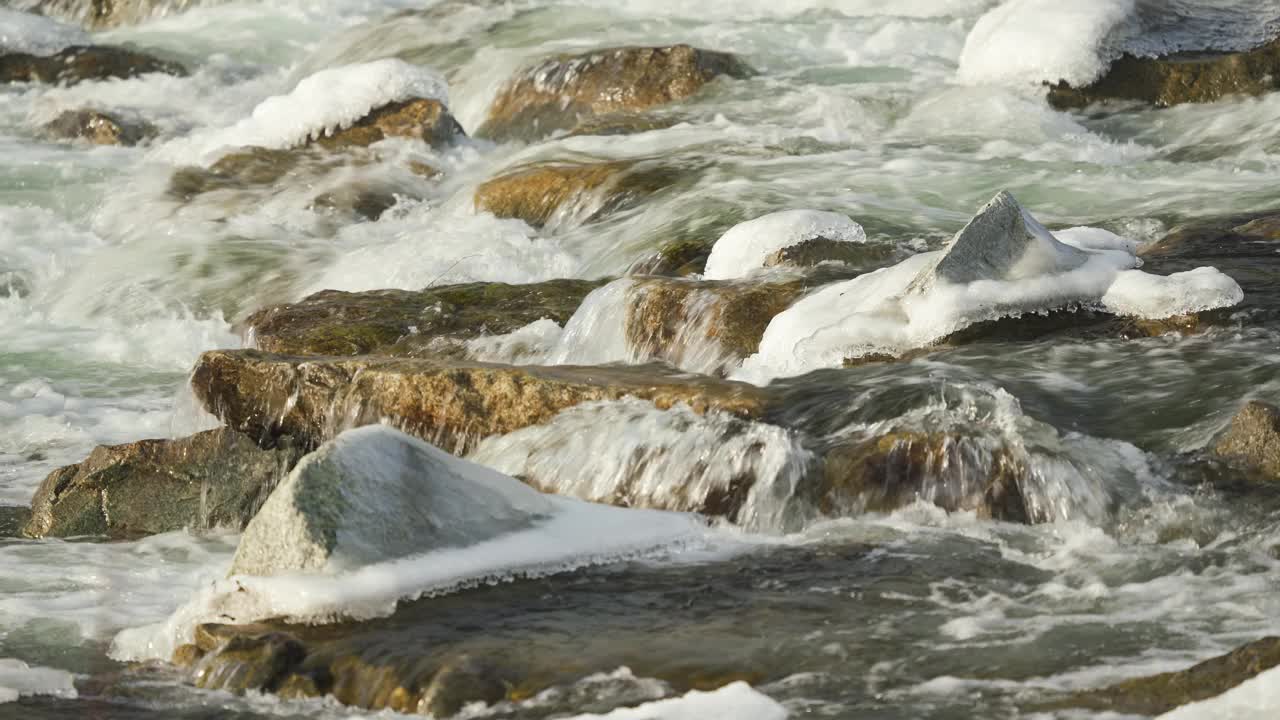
[0,659,77,704]
[704,209,866,280]
[110,424,709,662]
[563,681,787,720]
[735,190,1243,383]
[153,59,450,165]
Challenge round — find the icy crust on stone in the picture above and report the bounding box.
[155,59,449,165]
[704,209,867,280]
[562,681,787,720]
[0,8,87,54]
[735,191,1243,383]
[0,659,77,704]
[111,425,709,662]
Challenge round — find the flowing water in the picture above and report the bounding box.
[2,0,1280,717]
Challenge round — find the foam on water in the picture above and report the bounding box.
[0,8,87,55]
[466,317,565,364]
[704,209,867,280]
[0,659,77,704]
[153,59,449,165]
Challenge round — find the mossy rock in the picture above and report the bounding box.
[246,279,608,357]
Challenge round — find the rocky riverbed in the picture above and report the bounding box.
[3,0,1280,718]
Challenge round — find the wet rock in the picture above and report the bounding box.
[763,236,895,271]
[192,629,308,693]
[313,97,465,152]
[170,644,204,669]
[168,146,302,199]
[908,190,1087,294]
[41,108,156,146]
[819,431,1034,523]
[23,428,302,539]
[0,45,186,85]
[229,425,554,576]
[474,160,682,230]
[1053,637,1280,716]
[1213,401,1280,480]
[565,112,680,138]
[477,45,754,142]
[310,183,400,221]
[632,238,714,276]
[190,349,769,454]
[16,0,211,28]
[625,276,808,374]
[1048,38,1280,109]
[0,506,33,537]
[246,279,605,357]
[417,655,507,718]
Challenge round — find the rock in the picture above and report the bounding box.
[0,506,33,537]
[703,209,868,281]
[41,108,157,146]
[1048,38,1280,109]
[23,428,302,539]
[170,644,204,669]
[192,630,308,693]
[819,431,1034,523]
[312,97,465,152]
[417,655,507,718]
[1051,637,1280,716]
[476,45,754,142]
[191,349,769,454]
[228,425,555,576]
[907,190,1088,293]
[0,45,186,85]
[631,238,714,276]
[1213,401,1280,480]
[168,146,302,199]
[15,0,211,28]
[474,160,683,230]
[565,112,680,138]
[310,183,400,221]
[245,279,605,357]
[763,236,896,271]
[625,276,808,374]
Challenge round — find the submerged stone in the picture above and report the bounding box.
[16,0,212,28]
[0,44,186,85]
[1051,637,1280,716]
[476,44,754,142]
[191,349,769,454]
[474,160,684,230]
[1213,401,1280,481]
[42,108,157,146]
[24,428,302,539]
[1048,37,1280,109]
[309,182,400,221]
[246,279,605,357]
[229,425,554,576]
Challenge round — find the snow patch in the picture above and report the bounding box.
[704,209,867,280]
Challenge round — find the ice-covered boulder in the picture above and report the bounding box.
[704,209,868,280]
[736,191,1243,382]
[229,425,555,576]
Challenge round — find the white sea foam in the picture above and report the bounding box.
[0,9,87,55]
[0,659,77,704]
[153,59,449,165]
[111,425,717,662]
[704,209,867,280]
[560,681,786,720]
[957,0,1136,87]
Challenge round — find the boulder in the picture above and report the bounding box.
[763,236,896,271]
[818,431,1034,523]
[1051,637,1280,716]
[1048,38,1280,109]
[309,183,400,221]
[41,108,157,146]
[229,425,555,576]
[168,146,302,199]
[474,160,682,230]
[1213,401,1280,480]
[0,45,186,85]
[625,276,808,374]
[245,279,605,357]
[190,349,769,454]
[476,45,754,142]
[312,97,464,152]
[907,190,1088,294]
[191,627,308,693]
[23,428,302,539]
[14,0,211,28]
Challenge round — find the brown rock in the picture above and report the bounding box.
[565,112,680,138]
[819,431,1034,523]
[310,183,400,221]
[167,146,302,199]
[0,45,186,85]
[23,428,302,539]
[42,108,157,146]
[245,279,606,357]
[192,628,308,693]
[1048,38,1280,109]
[418,656,507,718]
[763,236,896,271]
[190,349,770,454]
[314,97,464,152]
[474,160,683,230]
[19,0,210,28]
[631,237,714,276]
[1214,400,1280,480]
[171,644,205,669]
[625,276,807,375]
[476,45,754,142]
[1052,637,1280,716]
